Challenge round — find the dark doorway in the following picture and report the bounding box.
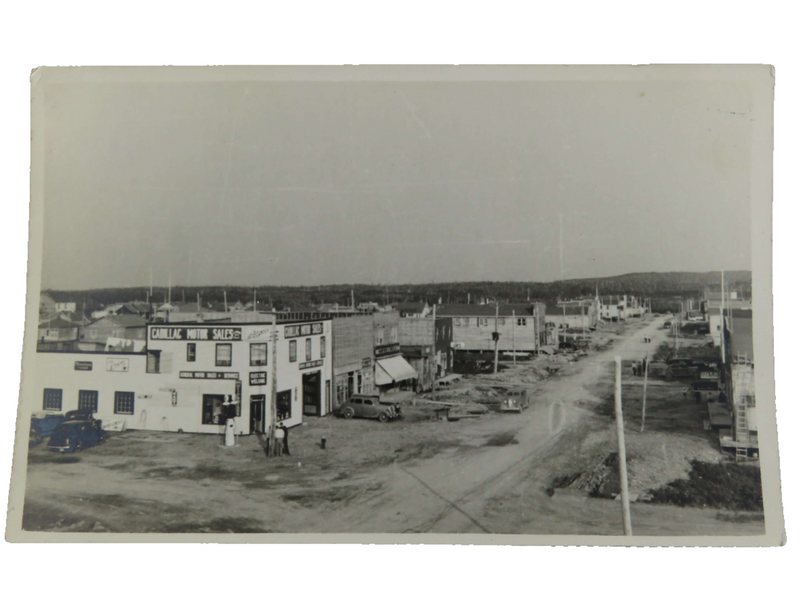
[250,395,265,434]
[303,371,321,416]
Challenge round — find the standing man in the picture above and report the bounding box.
[274,423,285,457]
[279,421,290,456]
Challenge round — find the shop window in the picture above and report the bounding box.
[289,340,297,362]
[43,388,62,411]
[202,395,229,425]
[215,343,232,367]
[114,391,135,415]
[320,336,326,358]
[250,343,268,366]
[78,390,98,413]
[306,338,312,361]
[277,390,292,421]
[187,343,196,362]
[146,350,161,373]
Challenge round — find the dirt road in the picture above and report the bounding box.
[306,317,679,533]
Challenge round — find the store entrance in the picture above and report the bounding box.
[302,371,321,416]
[249,395,265,434]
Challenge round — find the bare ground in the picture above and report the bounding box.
[21,315,764,536]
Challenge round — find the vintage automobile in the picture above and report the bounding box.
[48,418,105,453]
[499,387,531,413]
[31,409,95,446]
[336,394,399,422]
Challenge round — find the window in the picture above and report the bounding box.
[353,398,363,405]
[376,328,384,345]
[146,350,161,373]
[250,343,267,366]
[202,395,228,425]
[114,391,135,415]
[215,343,232,367]
[498,318,506,326]
[289,340,297,362]
[306,338,312,361]
[364,399,374,406]
[277,390,292,420]
[320,336,326,358]
[454,318,460,327]
[479,318,488,326]
[78,390,98,413]
[187,343,196,362]
[463,318,469,326]
[390,326,398,343]
[43,388,62,411]
[517,318,527,327]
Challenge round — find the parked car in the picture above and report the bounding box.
[48,418,105,453]
[337,394,399,422]
[499,388,531,413]
[30,413,70,438]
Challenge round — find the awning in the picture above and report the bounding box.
[375,355,418,386]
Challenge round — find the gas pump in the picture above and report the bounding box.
[222,392,240,447]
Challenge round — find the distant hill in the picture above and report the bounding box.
[42,271,751,317]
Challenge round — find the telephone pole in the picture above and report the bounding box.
[493,301,500,374]
[614,356,633,536]
[720,269,726,364]
[640,352,649,432]
[267,314,279,457]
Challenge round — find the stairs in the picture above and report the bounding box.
[734,401,749,461]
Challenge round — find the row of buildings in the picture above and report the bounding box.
[33,291,650,438]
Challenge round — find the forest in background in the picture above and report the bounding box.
[43,271,752,316]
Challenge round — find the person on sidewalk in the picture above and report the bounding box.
[274,424,285,457]
[279,422,290,456]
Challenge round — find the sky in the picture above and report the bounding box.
[40,75,754,290]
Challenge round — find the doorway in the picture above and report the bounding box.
[250,395,265,434]
[303,371,321,416]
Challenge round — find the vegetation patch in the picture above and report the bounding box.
[647,460,763,512]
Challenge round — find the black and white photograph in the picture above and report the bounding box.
[5,65,781,544]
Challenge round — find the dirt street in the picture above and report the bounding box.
[22,315,764,536]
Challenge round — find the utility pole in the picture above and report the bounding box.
[493,301,500,374]
[254,290,257,313]
[720,269,726,364]
[149,267,153,298]
[614,356,633,536]
[168,273,172,305]
[431,304,437,399]
[640,352,649,432]
[223,290,228,312]
[559,212,564,283]
[267,314,279,457]
[512,310,516,366]
[196,292,200,311]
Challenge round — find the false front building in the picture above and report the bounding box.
[437,303,547,355]
[32,318,333,436]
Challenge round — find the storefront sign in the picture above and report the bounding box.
[106,358,129,372]
[179,371,240,380]
[361,357,372,368]
[284,322,324,339]
[246,327,275,341]
[249,371,267,386]
[299,359,323,370]
[150,327,242,341]
[74,361,93,371]
[375,343,400,358]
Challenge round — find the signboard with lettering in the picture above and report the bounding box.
[361,357,372,368]
[106,358,129,372]
[249,372,267,386]
[74,361,93,371]
[299,359,323,370]
[375,343,401,358]
[245,328,275,341]
[179,371,240,380]
[284,322,324,339]
[150,327,242,341]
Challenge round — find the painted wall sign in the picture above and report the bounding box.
[361,357,372,368]
[74,361,93,371]
[179,371,240,380]
[150,327,242,341]
[299,359,323,370]
[249,371,267,386]
[375,343,401,358]
[246,328,275,341]
[284,322,324,339]
[106,358,130,372]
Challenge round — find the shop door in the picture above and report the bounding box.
[303,371,321,416]
[250,395,265,434]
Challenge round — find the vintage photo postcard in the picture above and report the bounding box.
[6,65,781,545]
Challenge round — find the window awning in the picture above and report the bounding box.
[375,355,418,386]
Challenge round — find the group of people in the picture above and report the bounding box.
[266,422,291,457]
[631,356,648,376]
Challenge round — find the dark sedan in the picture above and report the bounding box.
[48,419,105,453]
